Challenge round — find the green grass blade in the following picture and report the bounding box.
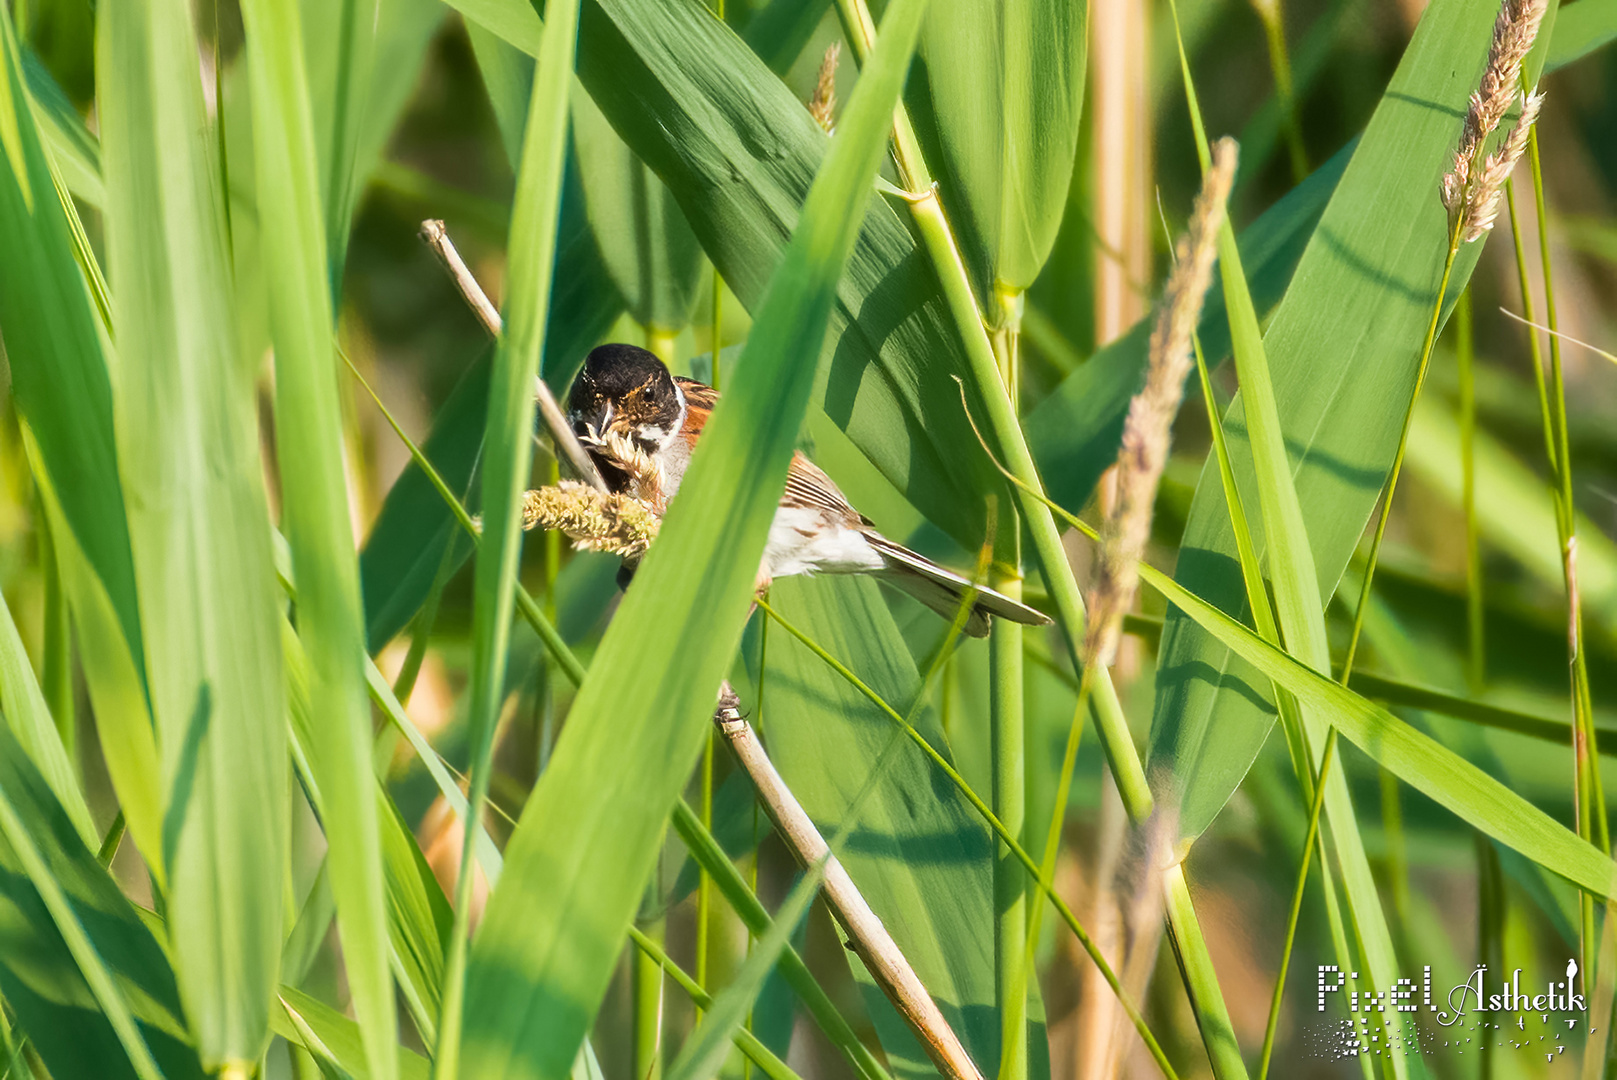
[302,0,376,279]
[0,588,94,846]
[455,2,929,1074]
[1135,559,1617,902]
[665,859,823,1080]
[275,988,432,1080]
[20,43,100,207]
[0,5,163,862]
[0,722,205,1080]
[903,0,1087,310]
[433,0,582,1069]
[1023,144,1347,516]
[236,0,396,1073]
[1546,0,1617,71]
[98,0,293,1064]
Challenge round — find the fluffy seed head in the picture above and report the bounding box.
[1085,139,1237,668]
[1442,0,1547,242]
[521,481,661,558]
[809,43,841,133]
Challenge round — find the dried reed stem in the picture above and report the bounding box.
[809,43,841,133]
[1440,0,1547,242]
[712,684,987,1080]
[1084,138,1236,667]
[418,219,609,493]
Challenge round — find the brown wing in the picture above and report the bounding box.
[784,452,872,527]
[673,376,720,437]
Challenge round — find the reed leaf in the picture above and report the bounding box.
[237,0,396,1073]
[905,0,1087,317]
[0,589,93,846]
[456,3,929,1074]
[98,0,292,1064]
[275,988,433,1080]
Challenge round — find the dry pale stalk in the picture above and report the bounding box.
[712,684,987,1080]
[809,43,841,133]
[1084,138,1236,668]
[1439,0,1547,242]
[417,218,609,492]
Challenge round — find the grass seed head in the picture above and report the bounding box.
[810,43,841,133]
[1442,0,1547,241]
[521,481,661,558]
[1085,138,1237,668]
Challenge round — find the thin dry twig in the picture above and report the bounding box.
[713,684,986,1080]
[1085,138,1236,667]
[418,219,609,493]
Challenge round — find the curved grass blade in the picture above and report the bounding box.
[0,722,205,1080]
[275,988,432,1080]
[455,3,930,1075]
[236,0,395,1073]
[0,588,94,847]
[1144,0,1510,843]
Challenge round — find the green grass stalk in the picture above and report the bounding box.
[990,309,1029,1080]
[1252,0,1308,184]
[1524,123,1606,856]
[1340,224,1461,679]
[626,926,800,1080]
[1456,289,1484,691]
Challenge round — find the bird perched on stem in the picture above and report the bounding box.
[564,343,1050,638]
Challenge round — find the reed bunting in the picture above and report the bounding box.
[564,343,1051,638]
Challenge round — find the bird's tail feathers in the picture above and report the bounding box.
[866,535,1052,639]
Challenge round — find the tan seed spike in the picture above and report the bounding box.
[1442,0,1548,242]
[1085,138,1238,668]
[809,43,841,133]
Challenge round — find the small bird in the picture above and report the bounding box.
[565,343,1051,638]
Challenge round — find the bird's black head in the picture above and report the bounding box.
[565,344,684,450]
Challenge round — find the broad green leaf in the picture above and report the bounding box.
[1135,561,1617,903]
[0,722,205,1080]
[0,588,94,845]
[98,0,289,1065]
[443,0,1008,549]
[1022,140,1348,515]
[236,0,395,1074]
[905,0,1086,314]
[761,576,1050,1079]
[275,988,433,1080]
[1145,0,1515,840]
[1547,0,1617,72]
[458,2,930,1075]
[571,87,706,335]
